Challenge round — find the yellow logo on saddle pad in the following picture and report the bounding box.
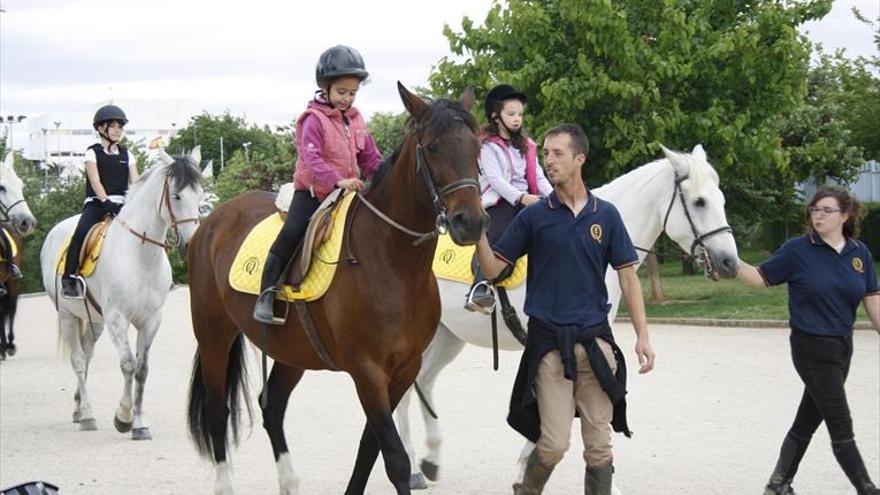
[432,233,527,289]
[0,228,17,262]
[228,192,355,302]
[54,221,111,278]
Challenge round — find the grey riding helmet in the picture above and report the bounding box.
[92,105,128,129]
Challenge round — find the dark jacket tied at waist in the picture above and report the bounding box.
[507,318,631,442]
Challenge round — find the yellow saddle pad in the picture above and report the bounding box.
[55,219,112,278]
[229,192,355,302]
[0,228,17,262]
[432,233,527,289]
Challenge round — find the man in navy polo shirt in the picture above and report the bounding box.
[474,123,655,495]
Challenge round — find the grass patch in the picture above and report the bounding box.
[620,248,870,321]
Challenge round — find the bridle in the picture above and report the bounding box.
[357,127,480,246]
[636,173,733,275]
[0,197,28,226]
[662,173,733,257]
[121,176,200,251]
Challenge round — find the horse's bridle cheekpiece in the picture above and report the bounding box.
[357,133,479,246]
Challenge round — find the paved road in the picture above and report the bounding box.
[1,289,878,494]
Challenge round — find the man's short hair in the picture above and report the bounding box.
[544,123,589,159]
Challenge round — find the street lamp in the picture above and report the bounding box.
[242,141,251,164]
[53,121,62,168]
[3,115,25,152]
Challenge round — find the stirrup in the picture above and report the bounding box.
[464,280,496,315]
[253,287,287,325]
[62,275,86,300]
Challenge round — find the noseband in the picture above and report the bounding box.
[0,198,28,226]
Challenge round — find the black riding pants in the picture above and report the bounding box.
[788,328,855,443]
[64,200,122,278]
[486,200,524,244]
[268,190,321,265]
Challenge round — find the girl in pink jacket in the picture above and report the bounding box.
[254,45,383,325]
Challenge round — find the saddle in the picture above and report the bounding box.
[228,189,354,302]
[0,227,17,262]
[55,216,113,278]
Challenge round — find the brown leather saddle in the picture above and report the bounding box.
[279,189,346,289]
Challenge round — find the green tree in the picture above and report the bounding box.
[430,0,836,222]
[169,112,289,177]
[213,128,297,203]
[368,111,408,157]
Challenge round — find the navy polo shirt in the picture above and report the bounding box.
[759,233,879,336]
[493,190,639,327]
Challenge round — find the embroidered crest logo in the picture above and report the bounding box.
[590,224,603,243]
[852,257,864,273]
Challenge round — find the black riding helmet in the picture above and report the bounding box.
[484,84,527,123]
[315,45,369,87]
[93,104,128,129]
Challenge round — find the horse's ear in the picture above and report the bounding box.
[398,81,428,121]
[159,149,174,166]
[3,152,13,170]
[660,144,689,177]
[691,144,707,162]
[190,145,202,166]
[459,88,476,111]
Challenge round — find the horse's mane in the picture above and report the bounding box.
[368,98,479,191]
[127,155,203,201]
[598,150,718,197]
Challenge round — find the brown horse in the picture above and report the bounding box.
[186,83,486,495]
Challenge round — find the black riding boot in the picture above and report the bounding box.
[585,464,613,495]
[832,439,880,495]
[764,432,810,495]
[512,450,554,495]
[465,266,496,314]
[253,252,287,325]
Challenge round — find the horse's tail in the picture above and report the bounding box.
[187,333,252,459]
[0,291,15,348]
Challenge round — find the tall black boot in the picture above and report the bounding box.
[512,449,554,495]
[764,432,810,495]
[585,464,613,495]
[253,252,287,325]
[832,439,880,495]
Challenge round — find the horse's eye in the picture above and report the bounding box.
[694,198,706,208]
[173,194,181,201]
[0,185,6,193]
[426,143,440,154]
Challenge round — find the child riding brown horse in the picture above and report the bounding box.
[186,83,487,495]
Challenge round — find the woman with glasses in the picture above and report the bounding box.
[737,185,880,495]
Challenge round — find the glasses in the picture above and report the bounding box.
[808,206,842,215]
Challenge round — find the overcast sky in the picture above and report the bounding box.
[1,0,877,127]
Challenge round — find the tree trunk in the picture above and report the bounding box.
[646,251,666,303]
[681,253,695,275]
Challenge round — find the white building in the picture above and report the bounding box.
[3,99,200,176]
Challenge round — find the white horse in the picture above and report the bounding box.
[0,152,37,359]
[399,145,740,490]
[40,147,204,438]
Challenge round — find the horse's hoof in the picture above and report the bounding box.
[5,345,15,357]
[420,460,439,482]
[72,411,83,423]
[132,427,153,440]
[114,416,133,433]
[409,473,428,490]
[78,418,98,431]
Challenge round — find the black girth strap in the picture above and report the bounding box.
[293,300,340,371]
